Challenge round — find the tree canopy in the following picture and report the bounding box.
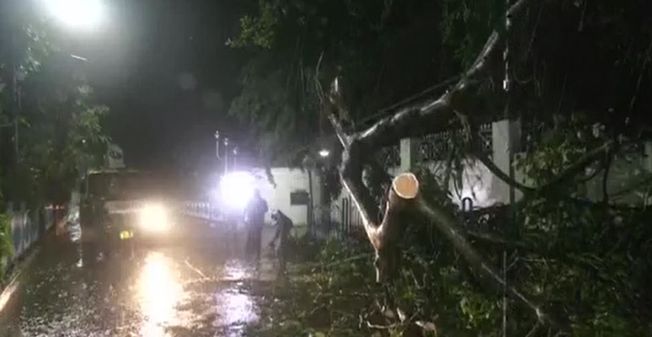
[1,2,109,205]
[230,0,652,142]
[228,0,461,164]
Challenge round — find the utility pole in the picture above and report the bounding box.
[223,137,229,174]
[214,131,221,160]
[232,146,238,170]
[214,130,232,174]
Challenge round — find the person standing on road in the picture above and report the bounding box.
[244,189,268,260]
[268,209,294,275]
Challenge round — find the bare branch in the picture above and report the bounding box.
[473,148,534,192]
[326,0,535,152]
[472,137,615,195]
[357,98,453,149]
[358,75,460,128]
[602,151,613,204]
[327,106,351,148]
[351,31,503,150]
[524,322,542,337]
[628,37,652,113]
[462,31,501,81]
[609,174,652,199]
[466,230,529,249]
[365,321,399,330]
[507,0,535,18]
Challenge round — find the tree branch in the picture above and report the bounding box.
[327,108,351,148]
[507,0,535,18]
[466,230,529,249]
[415,197,560,329]
[353,32,502,150]
[473,147,534,192]
[602,150,613,205]
[609,174,652,199]
[536,140,615,193]
[472,137,615,195]
[328,0,536,153]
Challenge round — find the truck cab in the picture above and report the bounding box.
[79,169,177,253]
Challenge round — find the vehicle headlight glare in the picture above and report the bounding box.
[139,204,170,232]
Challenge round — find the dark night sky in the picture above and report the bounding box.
[68,0,247,171]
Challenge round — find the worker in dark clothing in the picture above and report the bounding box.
[269,210,293,275]
[244,189,268,260]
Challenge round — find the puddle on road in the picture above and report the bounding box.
[212,260,260,336]
[135,253,263,337]
[212,289,258,337]
[223,260,250,281]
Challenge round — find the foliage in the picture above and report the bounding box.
[248,154,652,336]
[245,238,380,337]
[228,0,279,50]
[0,5,110,205]
[0,213,12,277]
[229,0,453,165]
[511,119,652,335]
[228,57,321,165]
[440,0,504,68]
[12,66,110,204]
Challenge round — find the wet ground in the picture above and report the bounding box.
[0,219,277,337]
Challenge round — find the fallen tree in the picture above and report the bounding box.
[227,0,652,334]
[320,0,617,332]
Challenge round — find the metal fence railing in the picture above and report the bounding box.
[371,122,494,170]
[328,197,365,238]
[182,201,225,223]
[419,123,493,161]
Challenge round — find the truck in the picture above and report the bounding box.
[79,169,179,262]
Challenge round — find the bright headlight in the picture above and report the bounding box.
[139,203,170,232]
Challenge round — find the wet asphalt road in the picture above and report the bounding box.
[0,219,276,337]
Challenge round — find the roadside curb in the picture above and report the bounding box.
[0,244,42,311]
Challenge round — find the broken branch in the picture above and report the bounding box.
[472,137,615,195]
[536,140,615,193]
[473,146,534,193]
[354,32,501,150]
[415,196,560,329]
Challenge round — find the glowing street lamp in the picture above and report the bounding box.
[214,131,221,159]
[318,149,330,158]
[41,0,106,29]
[220,171,255,210]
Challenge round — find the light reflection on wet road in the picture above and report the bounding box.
[137,252,184,337]
[0,221,274,337]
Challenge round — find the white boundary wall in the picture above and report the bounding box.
[251,167,320,226]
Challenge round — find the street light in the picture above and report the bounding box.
[232,146,238,169]
[223,137,230,173]
[318,149,330,158]
[41,0,106,29]
[214,131,221,159]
